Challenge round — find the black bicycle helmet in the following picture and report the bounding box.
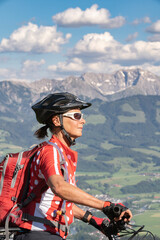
[32,92,91,124]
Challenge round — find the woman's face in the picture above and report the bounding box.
[62,109,85,140]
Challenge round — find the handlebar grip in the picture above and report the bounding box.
[113,206,122,217]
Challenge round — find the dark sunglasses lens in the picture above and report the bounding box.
[74,113,81,120]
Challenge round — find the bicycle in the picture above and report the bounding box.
[105,219,156,240]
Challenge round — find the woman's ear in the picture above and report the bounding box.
[52,115,61,127]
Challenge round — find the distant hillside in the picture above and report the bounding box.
[1,94,160,173]
[76,95,160,172]
[1,71,160,171]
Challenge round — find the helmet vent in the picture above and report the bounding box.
[54,99,69,106]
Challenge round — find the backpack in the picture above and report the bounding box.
[0,141,69,240]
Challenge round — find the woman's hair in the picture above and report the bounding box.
[34,117,55,139]
[34,124,50,139]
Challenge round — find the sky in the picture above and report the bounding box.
[0,0,160,82]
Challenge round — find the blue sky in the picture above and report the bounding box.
[0,0,160,81]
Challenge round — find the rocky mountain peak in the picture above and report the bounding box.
[0,68,160,104]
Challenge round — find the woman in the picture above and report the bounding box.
[14,92,132,240]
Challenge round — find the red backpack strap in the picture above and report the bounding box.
[47,142,69,236]
[21,142,69,236]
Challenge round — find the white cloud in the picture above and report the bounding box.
[52,4,125,28]
[0,59,46,82]
[143,17,151,24]
[0,68,17,80]
[2,30,160,81]
[20,59,47,81]
[68,32,160,63]
[22,59,45,72]
[148,34,160,42]
[0,68,10,77]
[48,58,126,76]
[125,32,138,42]
[146,20,160,33]
[48,31,160,77]
[48,58,84,73]
[0,22,71,53]
[48,58,120,75]
[68,32,120,59]
[132,17,151,25]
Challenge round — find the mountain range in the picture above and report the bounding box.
[0,68,160,108]
[0,67,160,150]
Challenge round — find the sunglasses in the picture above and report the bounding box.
[63,112,84,120]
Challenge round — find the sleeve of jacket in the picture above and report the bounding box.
[39,145,63,182]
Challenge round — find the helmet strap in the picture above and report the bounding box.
[59,115,76,146]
